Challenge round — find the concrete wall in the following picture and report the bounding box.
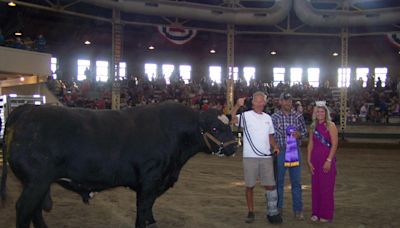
[0,46,52,76]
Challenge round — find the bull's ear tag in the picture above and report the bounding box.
[217,115,229,124]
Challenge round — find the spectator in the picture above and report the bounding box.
[376,77,382,90]
[357,77,364,89]
[359,103,368,122]
[397,80,400,97]
[34,34,46,52]
[13,37,25,49]
[295,101,304,114]
[389,97,399,116]
[0,29,4,46]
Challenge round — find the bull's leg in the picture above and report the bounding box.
[16,184,49,228]
[147,212,156,226]
[32,209,48,228]
[135,189,158,228]
[33,187,51,228]
[42,189,53,212]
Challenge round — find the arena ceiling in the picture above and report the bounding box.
[1,0,400,39]
[1,0,399,84]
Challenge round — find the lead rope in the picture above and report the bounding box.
[241,111,271,157]
[202,132,237,157]
[237,107,243,146]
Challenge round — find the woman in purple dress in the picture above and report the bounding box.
[307,101,338,222]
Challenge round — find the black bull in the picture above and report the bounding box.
[0,101,237,228]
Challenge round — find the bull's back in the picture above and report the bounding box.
[5,104,35,129]
[5,102,199,187]
[7,105,133,151]
[6,106,134,185]
[6,102,197,159]
[7,105,127,161]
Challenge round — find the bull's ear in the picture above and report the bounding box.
[199,109,218,129]
[199,110,208,129]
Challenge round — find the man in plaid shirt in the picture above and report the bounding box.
[271,92,307,220]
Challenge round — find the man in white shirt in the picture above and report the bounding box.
[231,91,282,224]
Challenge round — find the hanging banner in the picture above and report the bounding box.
[158,23,197,45]
[386,32,400,49]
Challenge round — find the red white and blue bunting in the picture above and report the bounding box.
[158,24,197,45]
[386,32,400,49]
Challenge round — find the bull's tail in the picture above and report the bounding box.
[1,123,17,205]
[1,104,34,204]
[1,126,9,204]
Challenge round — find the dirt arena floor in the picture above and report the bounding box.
[1,146,399,228]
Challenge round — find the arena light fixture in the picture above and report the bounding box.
[8,1,16,7]
[148,45,155,50]
[332,52,339,56]
[270,51,277,55]
[15,32,22,36]
[210,49,216,54]
[84,40,91,45]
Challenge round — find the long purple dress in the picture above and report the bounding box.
[311,122,336,220]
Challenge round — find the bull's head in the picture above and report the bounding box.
[199,109,237,156]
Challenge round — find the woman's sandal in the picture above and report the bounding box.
[310,215,319,222]
[319,218,331,223]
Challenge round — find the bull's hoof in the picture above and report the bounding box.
[81,192,96,204]
[82,197,90,204]
[42,198,53,212]
[42,204,52,212]
[146,223,159,228]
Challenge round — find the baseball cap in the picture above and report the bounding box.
[279,92,292,100]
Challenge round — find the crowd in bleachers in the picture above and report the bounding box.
[47,73,400,125]
[0,29,47,52]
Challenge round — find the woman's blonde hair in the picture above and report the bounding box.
[310,104,332,131]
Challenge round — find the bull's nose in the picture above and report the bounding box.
[225,144,238,156]
[233,142,239,149]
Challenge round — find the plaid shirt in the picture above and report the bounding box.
[271,109,307,150]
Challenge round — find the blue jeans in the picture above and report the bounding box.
[276,148,303,212]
